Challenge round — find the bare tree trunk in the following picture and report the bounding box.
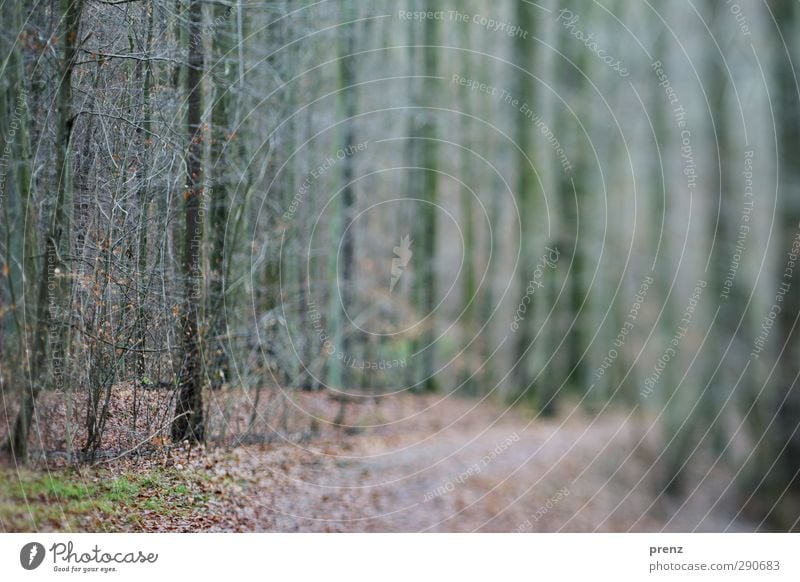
[208,1,236,390]
[172,0,205,443]
[416,8,439,393]
[511,0,544,409]
[339,1,356,389]
[131,1,157,436]
[763,0,800,529]
[457,17,477,395]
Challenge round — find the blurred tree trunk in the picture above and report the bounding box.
[403,2,419,389]
[208,0,237,390]
[457,17,477,395]
[695,0,735,461]
[647,9,683,495]
[764,0,800,529]
[415,6,439,393]
[557,1,592,403]
[172,0,205,443]
[331,0,357,423]
[511,0,549,410]
[285,0,317,390]
[338,7,356,384]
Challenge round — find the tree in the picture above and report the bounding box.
[414,4,439,393]
[556,1,593,405]
[758,0,800,529]
[208,0,238,390]
[172,0,205,443]
[329,0,357,425]
[511,0,549,410]
[457,11,478,395]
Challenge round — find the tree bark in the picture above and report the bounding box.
[172,0,205,443]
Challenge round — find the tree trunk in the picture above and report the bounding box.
[416,7,439,393]
[208,1,236,390]
[172,0,205,443]
[511,0,545,408]
[764,0,800,529]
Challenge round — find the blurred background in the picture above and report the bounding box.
[1,0,800,532]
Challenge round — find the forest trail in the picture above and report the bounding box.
[220,394,751,532]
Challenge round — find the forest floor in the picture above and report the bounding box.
[0,391,753,532]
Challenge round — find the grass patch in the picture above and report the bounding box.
[0,465,212,532]
[106,476,140,502]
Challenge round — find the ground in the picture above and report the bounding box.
[0,392,751,532]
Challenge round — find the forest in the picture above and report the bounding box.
[1,0,800,533]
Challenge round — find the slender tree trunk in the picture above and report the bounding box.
[765,0,800,529]
[172,0,205,443]
[416,8,439,393]
[403,1,419,388]
[132,0,156,434]
[208,1,236,390]
[330,0,356,425]
[457,9,477,395]
[557,0,592,403]
[511,0,545,408]
[339,4,356,389]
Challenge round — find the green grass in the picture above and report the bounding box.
[0,466,211,531]
[26,474,91,500]
[107,476,140,501]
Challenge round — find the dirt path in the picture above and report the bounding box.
[220,394,751,532]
